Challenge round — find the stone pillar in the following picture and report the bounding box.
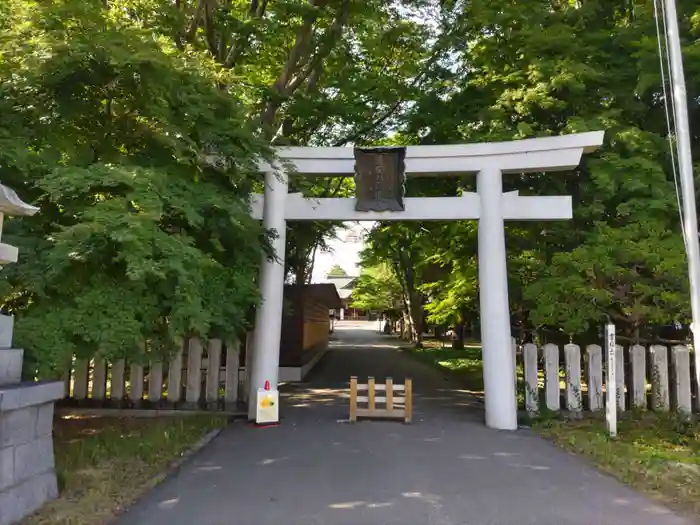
[671,345,691,415]
[586,344,603,411]
[543,343,561,411]
[564,344,582,412]
[650,345,670,411]
[522,343,539,414]
[0,184,64,525]
[629,344,647,409]
[477,168,517,430]
[248,170,288,420]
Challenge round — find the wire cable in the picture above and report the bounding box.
[654,0,687,247]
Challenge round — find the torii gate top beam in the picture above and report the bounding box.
[259,131,605,176]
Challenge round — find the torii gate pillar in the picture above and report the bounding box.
[477,168,517,429]
[247,170,288,420]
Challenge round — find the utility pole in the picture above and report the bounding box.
[663,0,700,395]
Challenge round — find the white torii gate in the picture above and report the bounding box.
[248,131,605,430]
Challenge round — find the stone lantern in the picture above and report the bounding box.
[0,184,63,525]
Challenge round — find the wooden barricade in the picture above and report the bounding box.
[349,376,412,423]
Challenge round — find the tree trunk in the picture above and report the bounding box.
[397,249,422,345]
[454,324,465,350]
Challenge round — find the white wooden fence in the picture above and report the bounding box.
[519,342,697,415]
[61,338,245,411]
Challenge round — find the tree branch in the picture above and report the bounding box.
[259,11,318,133]
[256,0,268,17]
[202,0,219,57]
[223,0,268,68]
[332,37,446,147]
[260,0,350,135]
[286,0,349,94]
[185,0,205,42]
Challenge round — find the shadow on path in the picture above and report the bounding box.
[281,322,484,425]
[113,322,694,525]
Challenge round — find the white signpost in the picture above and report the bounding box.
[605,323,617,438]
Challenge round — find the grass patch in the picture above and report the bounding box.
[23,415,228,525]
[535,413,700,517]
[408,340,525,404]
[410,342,485,392]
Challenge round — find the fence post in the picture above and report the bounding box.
[225,341,240,408]
[149,361,164,404]
[615,344,625,412]
[92,357,107,401]
[650,345,670,411]
[349,376,358,423]
[629,345,647,409]
[386,377,394,411]
[206,339,222,407]
[564,344,582,412]
[671,345,691,416]
[111,359,126,405]
[167,341,184,404]
[186,338,203,406]
[523,343,539,414]
[73,358,89,401]
[129,362,144,404]
[586,345,603,411]
[404,378,413,423]
[543,343,560,411]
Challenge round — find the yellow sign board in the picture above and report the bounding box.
[256,389,279,424]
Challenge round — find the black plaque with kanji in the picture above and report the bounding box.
[353,146,406,212]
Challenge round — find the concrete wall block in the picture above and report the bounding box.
[0,446,13,491]
[0,470,58,525]
[0,350,23,387]
[35,403,54,438]
[0,407,37,448]
[0,316,14,350]
[13,436,54,485]
[0,381,64,412]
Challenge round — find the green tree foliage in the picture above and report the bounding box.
[359,0,698,343]
[350,263,402,313]
[0,0,269,375]
[135,0,447,285]
[0,0,449,373]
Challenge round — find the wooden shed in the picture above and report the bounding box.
[278,283,342,381]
